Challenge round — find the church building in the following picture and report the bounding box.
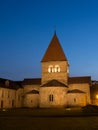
[0,33,98,108]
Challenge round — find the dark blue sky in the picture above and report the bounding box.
[0,0,98,81]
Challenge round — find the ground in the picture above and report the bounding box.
[0,108,98,130]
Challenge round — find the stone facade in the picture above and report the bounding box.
[67,92,87,107]
[40,87,68,108]
[24,93,39,108]
[23,85,40,93]
[23,85,40,107]
[41,61,69,85]
[0,33,98,109]
[0,88,15,108]
[16,88,24,108]
[0,87,23,108]
[69,83,91,104]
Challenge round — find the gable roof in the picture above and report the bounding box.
[41,33,67,62]
[68,76,91,85]
[23,78,41,85]
[67,89,85,93]
[41,79,68,87]
[25,90,39,94]
[0,78,23,90]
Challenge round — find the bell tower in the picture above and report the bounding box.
[41,33,69,85]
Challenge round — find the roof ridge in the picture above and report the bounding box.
[41,79,67,87]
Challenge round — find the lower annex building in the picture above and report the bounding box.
[0,33,98,108]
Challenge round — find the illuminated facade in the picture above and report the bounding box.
[0,33,98,108]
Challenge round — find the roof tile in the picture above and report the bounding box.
[41,79,67,87]
[23,78,41,85]
[68,76,91,84]
[41,33,67,62]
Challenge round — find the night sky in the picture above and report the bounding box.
[0,0,98,81]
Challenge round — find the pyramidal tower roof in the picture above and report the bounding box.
[41,33,67,62]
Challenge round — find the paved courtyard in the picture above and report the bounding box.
[0,108,98,130]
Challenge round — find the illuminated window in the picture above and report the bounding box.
[48,65,60,73]
[48,65,53,73]
[55,65,60,72]
[49,94,54,102]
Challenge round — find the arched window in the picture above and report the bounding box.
[74,98,76,103]
[49,94,54,102]
[48,65,53,73]
[55,65,60,72]
[48,65,60,73]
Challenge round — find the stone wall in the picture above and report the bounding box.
[24,94,39,108]
[41,61,69,85]
[67,93,87,107]
[39,87,67,108]
[91,99,98,106]
[16,88,24,108]
[23,85,40,108]
[69,83,91,104]
[23,85,40,93]
[0,88,16,108]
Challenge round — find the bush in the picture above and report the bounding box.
[82,105,98,113]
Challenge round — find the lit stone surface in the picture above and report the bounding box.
[24,94,39,108]
[23,85,40,108]
[23,85,40,93]
[69,83,91,104]
[39,87,67,108]
[0,88,16,108]
[16,88,24,107]
[67,93,87,107]
[41,61,69,85]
